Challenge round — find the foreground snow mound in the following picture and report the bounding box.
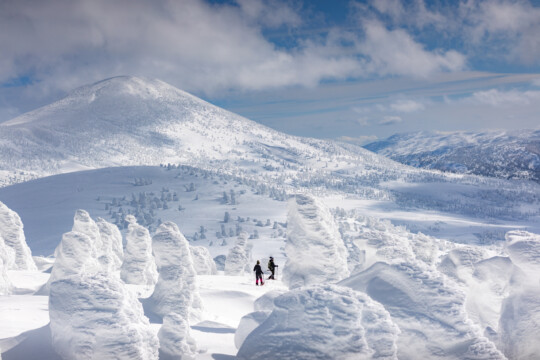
[505,230,540,282]
[49,273,159,360]
[234,310,271,350]
[283,195,349,289]
[190,246,217,275]
[498,287,540,359]
[0,237,12,295]
[158,313,198,360]
[224,232,251,276]
[96,217,123,271]
[340,262,505,360]
[237,284,398,360]
[0,201,36,270]
[148,222,202,322]
[121,215,158,286]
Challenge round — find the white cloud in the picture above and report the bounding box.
[470,89,540,107]
[337,135,378,144]
[359,21,466,78]
[379,115,402,125]
[389,99,425,113]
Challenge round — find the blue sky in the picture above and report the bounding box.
[1,0,539,143]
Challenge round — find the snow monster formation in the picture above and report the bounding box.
[120,215,158,286]
[236,284,398,359]
[224,232,252,276]
[0,237,12,295]
[43,211,121,294]
[148,221,202,323]
[49,273,159,360]
[190,246,217,275]
[283,194,349,289]
[96,217,124,271]
[0,201,36,271]
[158,313,198,360]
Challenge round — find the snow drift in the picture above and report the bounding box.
[49,273,159,360]
[147,221,202,322]
[121,215,157,286]
[283,195,349,289]
[237,284,399,359]
[0,201,36,271]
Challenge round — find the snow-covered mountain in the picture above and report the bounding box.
[364,130,540,183]
[0,75,398,187]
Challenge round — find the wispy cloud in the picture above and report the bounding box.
[379,115,403,125]
[470,89,540,107]
[389,99,425,113]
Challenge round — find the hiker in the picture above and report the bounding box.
[268,256,277,280]
[253,260,264,286]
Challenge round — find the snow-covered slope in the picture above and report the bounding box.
[364,130,540,183]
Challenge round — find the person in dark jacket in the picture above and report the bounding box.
[253,260,264,286]
[267,257,277,280]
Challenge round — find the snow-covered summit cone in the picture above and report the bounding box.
[120,215,158,286]
[237,284,399,359]
[283,194,349,289]
[148,221,202,323]
[0,201,36,270]
[49,273,159,360]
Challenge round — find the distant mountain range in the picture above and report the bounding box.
[364,130,540,183]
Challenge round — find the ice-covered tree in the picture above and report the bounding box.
[0,236,13,295]
[190,246,217,275]
[0,201,36,271]
[148,222,202,322]
[49,273,159,360]
[283,194,349,289]
[120,215,158,286]
[158,313,198,360]
[224,232,251,276]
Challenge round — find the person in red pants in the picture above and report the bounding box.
[253,260,264,286]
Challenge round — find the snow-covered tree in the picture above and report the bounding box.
[190,246,217,275]
[148,222,202,322]
[0,201,36,271]
[49,273,159,360]
[158,313,198,360]
[120,215,158,286]
[283,194,349,289]
[0,236,13,295]
[224,232,251,276]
